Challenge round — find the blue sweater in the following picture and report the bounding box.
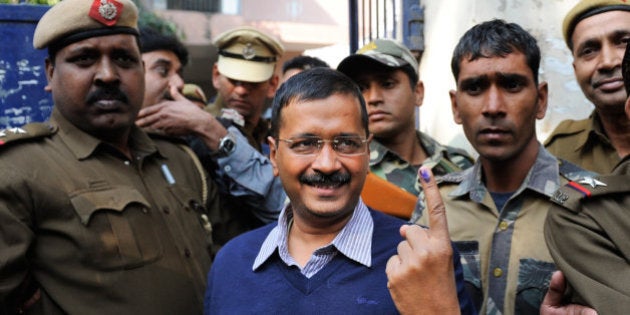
[204,209,475,314]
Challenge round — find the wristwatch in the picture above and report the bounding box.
[216,132,236,156]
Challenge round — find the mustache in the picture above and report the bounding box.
[300,172,351,186]
[592,70,622,88]
[86,86,129,104]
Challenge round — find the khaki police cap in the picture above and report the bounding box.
[337,38,419,78]
[563,0,630,49]
[213,26,284,83]
[33,0,139,50]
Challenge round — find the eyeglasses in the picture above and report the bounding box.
[278,135,369,156]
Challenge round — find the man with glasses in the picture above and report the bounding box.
[203,68,475,314]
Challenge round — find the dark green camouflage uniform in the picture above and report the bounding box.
[369,131,473,196]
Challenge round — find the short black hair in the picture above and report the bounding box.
[281,55,329,74]
[451,19,541,84]
[270,67,369,139]
[139,26,189,66]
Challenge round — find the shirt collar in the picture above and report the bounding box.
[253,198,374,271]
[449,144,561,202]
[571,111,613,153]
[370,130,445,165]
[51,108,161,161]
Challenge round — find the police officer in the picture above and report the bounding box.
[0,0,218,313]
[543,38,630,315]
[207,26,284,152]
[544,0,630,174]
[135,26,286,247]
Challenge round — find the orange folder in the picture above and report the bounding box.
[361,172,417,220]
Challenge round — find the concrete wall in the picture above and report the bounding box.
[418,0,585,156]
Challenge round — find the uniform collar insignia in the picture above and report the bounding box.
[578,176,607,188]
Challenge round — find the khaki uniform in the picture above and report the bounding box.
[545,156,630,314]
[369,131,473,196]
[413,146,593,315]
[0,109,218,314]
[544,111,620,174]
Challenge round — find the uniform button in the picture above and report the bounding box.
[224,165,232,172]
[163,206,170,214]
[184,248,191,257]
[499,221,509,231]
[493,268,503,278]
[124,161,130,166]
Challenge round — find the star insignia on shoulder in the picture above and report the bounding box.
[8,127,26,134]
[578,177,607,188]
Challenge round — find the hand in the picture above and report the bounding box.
[540,271,597,315]
[136,85,227,148]
[385,167,459,315]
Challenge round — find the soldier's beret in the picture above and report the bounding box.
[33,0,139,51]
[213,26,284,83]
[563,0,630,50]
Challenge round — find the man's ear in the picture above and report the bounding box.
[212,64,221,89]
[44,58,53,92]
[535,81,549,120]
[414,80,425,108]
[268,136,279,177]
[450,90,462,125]
[267,75,279,99]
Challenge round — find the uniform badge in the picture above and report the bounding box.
[89,0,123,26]
[242,43,256,60]
[578,177,607,188]
[0,127,26,146]
[552,190,569,204]
[1,127,27,137]
[220,108,245,127]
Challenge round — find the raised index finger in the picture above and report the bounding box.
[418,166,450,241]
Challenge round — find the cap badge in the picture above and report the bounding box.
[89,0,123,26]
[242,43,256,60]
[578,177,607,188]
[357,41,378,54]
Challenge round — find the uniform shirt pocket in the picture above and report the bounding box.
[454,240,483,311]
[515,258,555,314]
[70,186,163,270]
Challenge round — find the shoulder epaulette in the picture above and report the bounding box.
[551,174,629,213]
[0,123,56,147]
[558,158,597,182]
